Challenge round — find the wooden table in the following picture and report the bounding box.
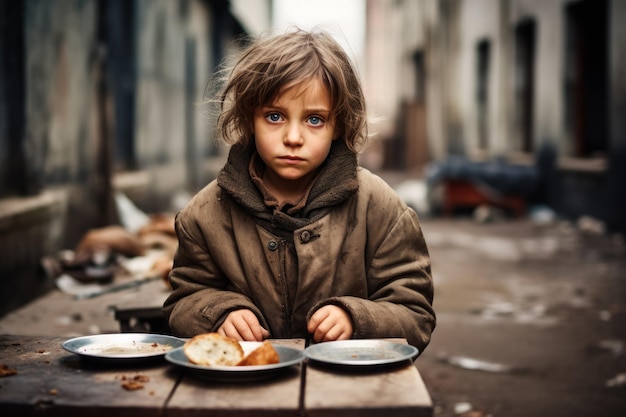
[0,334,433,416]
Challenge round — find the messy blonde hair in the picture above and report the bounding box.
[215,28,368,153]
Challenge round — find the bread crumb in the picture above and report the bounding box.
[133,374,150,383]
[121,380,144,390]
[0,364,17,377]
[120,374,150,390]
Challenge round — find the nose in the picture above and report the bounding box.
[284,121,303,146]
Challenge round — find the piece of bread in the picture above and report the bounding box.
[183,333,244,366]
[237,340,280,366]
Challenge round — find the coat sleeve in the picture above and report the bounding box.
[162,192,268,337]
[308,181,435,353]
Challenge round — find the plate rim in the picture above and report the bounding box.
[165,343,305,373]
[303,339,419,366]
[62,333,185,360]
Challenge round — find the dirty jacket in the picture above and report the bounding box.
[163,141,435,352]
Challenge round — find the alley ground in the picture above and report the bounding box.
[1,214,625,416]
[418,217,626,417]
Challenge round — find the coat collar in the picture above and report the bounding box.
[218,140,359,232]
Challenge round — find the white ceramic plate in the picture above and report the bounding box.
[303,340,418,367]
[62,333,184,361]
[165,341,304,382]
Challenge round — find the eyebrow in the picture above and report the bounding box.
[261,104,331,114]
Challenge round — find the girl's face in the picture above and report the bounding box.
[253,78,335,200]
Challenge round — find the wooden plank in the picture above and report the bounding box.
[0,335,178,417]
[304,359,433,417]
[165,339,305,417]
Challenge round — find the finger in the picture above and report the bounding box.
[307,308,330,333]
[313,327,327,343]
[336,328,351,340]
[220,321,243,341]
[331,326,352,341]
[232,317,258,342]
[312,318,333,343]
[239,311,266,341]
[260,327,270,339]
[319,321,349,342]
[321,326,339,342]
[313,328,329,342]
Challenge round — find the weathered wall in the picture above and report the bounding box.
[605,0,626,232]
[363,0,626,233]
[0,0,256,317]
[133,0,220,211]
[510,0,567,153]
[363,0,441,171]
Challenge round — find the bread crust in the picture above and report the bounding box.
[183,333,244,366]
[237,340,280,366]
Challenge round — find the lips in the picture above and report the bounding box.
[280,156,304,163]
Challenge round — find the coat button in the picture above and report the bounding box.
[268,240,278,251]
[300,230,311,243]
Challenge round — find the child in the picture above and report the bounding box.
[163,29,435,352]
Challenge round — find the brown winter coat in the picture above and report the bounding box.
[163,141,435,352]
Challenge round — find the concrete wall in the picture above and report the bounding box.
[456,0,501,156]
[512,0,575,155]
[606,0,626,233]
[609,0,626,155]
[363,0,626,233]
[0,0,262,316]
[363,0,440,171]
[133,0,218,210]
[0,1,100,316]
[449,0,626,230]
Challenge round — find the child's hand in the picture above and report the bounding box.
[218,309,270,341]
[307,305,353,342]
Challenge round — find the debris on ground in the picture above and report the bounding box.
[577,215,606,235]
[472,204,506,224]
[0,364,18,377]
[585,339,624,357]
[42,193,177,299]
[605,372,626,389]
[115,192,151,233]
[453,402,473,414]
[471,301,557,327]
[528,205,557,225]
[437,352,531,374]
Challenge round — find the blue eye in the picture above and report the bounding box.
[308,116,323,126]
[266,113,282,123]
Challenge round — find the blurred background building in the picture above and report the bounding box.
[1,0,625,315]
[363,0,626,232]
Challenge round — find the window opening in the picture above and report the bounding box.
[564,0,608,157]
[476,39,491,150]
[514,19,536,153]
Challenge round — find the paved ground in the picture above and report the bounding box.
[1,213,625,416]
[418,217,626,417]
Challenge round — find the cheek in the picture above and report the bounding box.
[313,140,334,161]
[254,134,276,163]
